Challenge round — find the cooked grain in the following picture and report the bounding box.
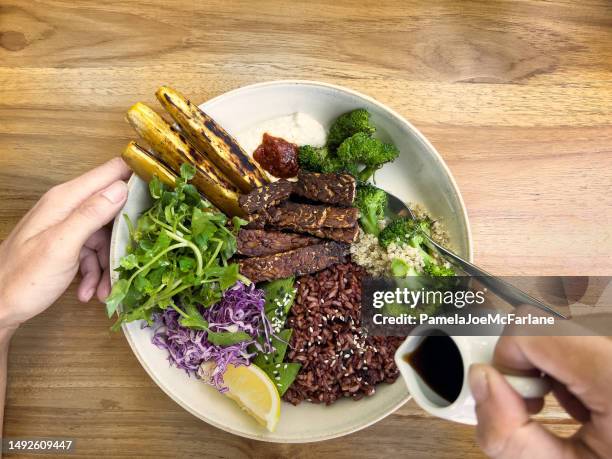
[283,263,403,405]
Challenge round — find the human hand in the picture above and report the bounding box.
[469,334,612,458]
[0,158,130,328]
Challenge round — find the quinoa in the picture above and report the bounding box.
[350,204,451,276]
[410,202,450,247]
[350,230,425,277]
[349,231,389,276]
[283,263,403,405]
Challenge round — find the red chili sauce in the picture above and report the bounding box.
[253,133,299,178]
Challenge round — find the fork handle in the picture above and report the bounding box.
[427,238,567,319]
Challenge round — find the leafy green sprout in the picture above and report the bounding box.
[105,163,250,334]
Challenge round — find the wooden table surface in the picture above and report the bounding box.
[1,1,611,457]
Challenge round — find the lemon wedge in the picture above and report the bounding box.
[222,363,281,432]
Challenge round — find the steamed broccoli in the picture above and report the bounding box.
[423,261,455,277]
[298,145,330,172]
[379,217,456,277]
[299,146,361,176]
[299,109,399,182]
[327,109,376,149]
[355,183,387,235]
[378,217,432,249]
[390,258,419,277]
[320,156,346,174]
[337,132,400,166]
[335,132,399,181]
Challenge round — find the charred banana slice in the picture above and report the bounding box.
[126,102,245,217]
[156,86,269,193]
[121,141,177,188]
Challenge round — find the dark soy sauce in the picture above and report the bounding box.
[404,331,464,403]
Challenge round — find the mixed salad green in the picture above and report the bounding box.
[106,164,301,392]
[106,164,249,332]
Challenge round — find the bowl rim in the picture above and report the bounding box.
[113,79,473,443]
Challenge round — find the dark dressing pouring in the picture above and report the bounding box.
[403,331,464,404]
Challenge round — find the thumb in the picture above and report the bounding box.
[469,364,568,459]
[54,180,128,249]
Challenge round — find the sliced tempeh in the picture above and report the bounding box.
[156,86,269,193]
[126,102,244,216]
[238,241,349,283]
[295,170,356,206]
[236,229,320,257]
[268,202,359,230]
[307,225,360,244]
[239,179,294,214]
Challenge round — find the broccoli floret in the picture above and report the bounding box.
[378,217,431,249]
[423,261,456,277]
[314,156,361,177]
[300,110,398,182]
[299,145,361,177]
[327,109,376,149]
[380,217,457,279]
[319,156,344,174]
[356,164,381,182]
[337,132,399,168]
[298,145,330,172]
[355,183,387,235]
[390,258,419,277]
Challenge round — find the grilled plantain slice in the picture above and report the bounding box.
[126,102,245,217]
[122,141,177,188]
[156,86,269,193]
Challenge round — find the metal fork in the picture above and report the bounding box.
[385,192,568,319]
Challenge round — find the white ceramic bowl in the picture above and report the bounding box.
[110,80,473,443]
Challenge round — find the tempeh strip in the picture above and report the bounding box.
[295,171,356,206]
[237,229,320,257]
[268,202,359,229]
[239,179,294,214]
[239,241,349,283]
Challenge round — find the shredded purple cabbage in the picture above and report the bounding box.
[151,282,272,392]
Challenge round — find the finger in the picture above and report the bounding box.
[493,335,612,413]
[78,247,101,302]
[96,267,111,302]
[551,380,590,423]
[85,227,110,270]
[51,158,131,211]
[24,159,131,234]
[525,398,545,415]
[469,364,569,459]
[52,180,128,254]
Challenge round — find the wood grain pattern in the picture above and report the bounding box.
[1,0,611,457]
